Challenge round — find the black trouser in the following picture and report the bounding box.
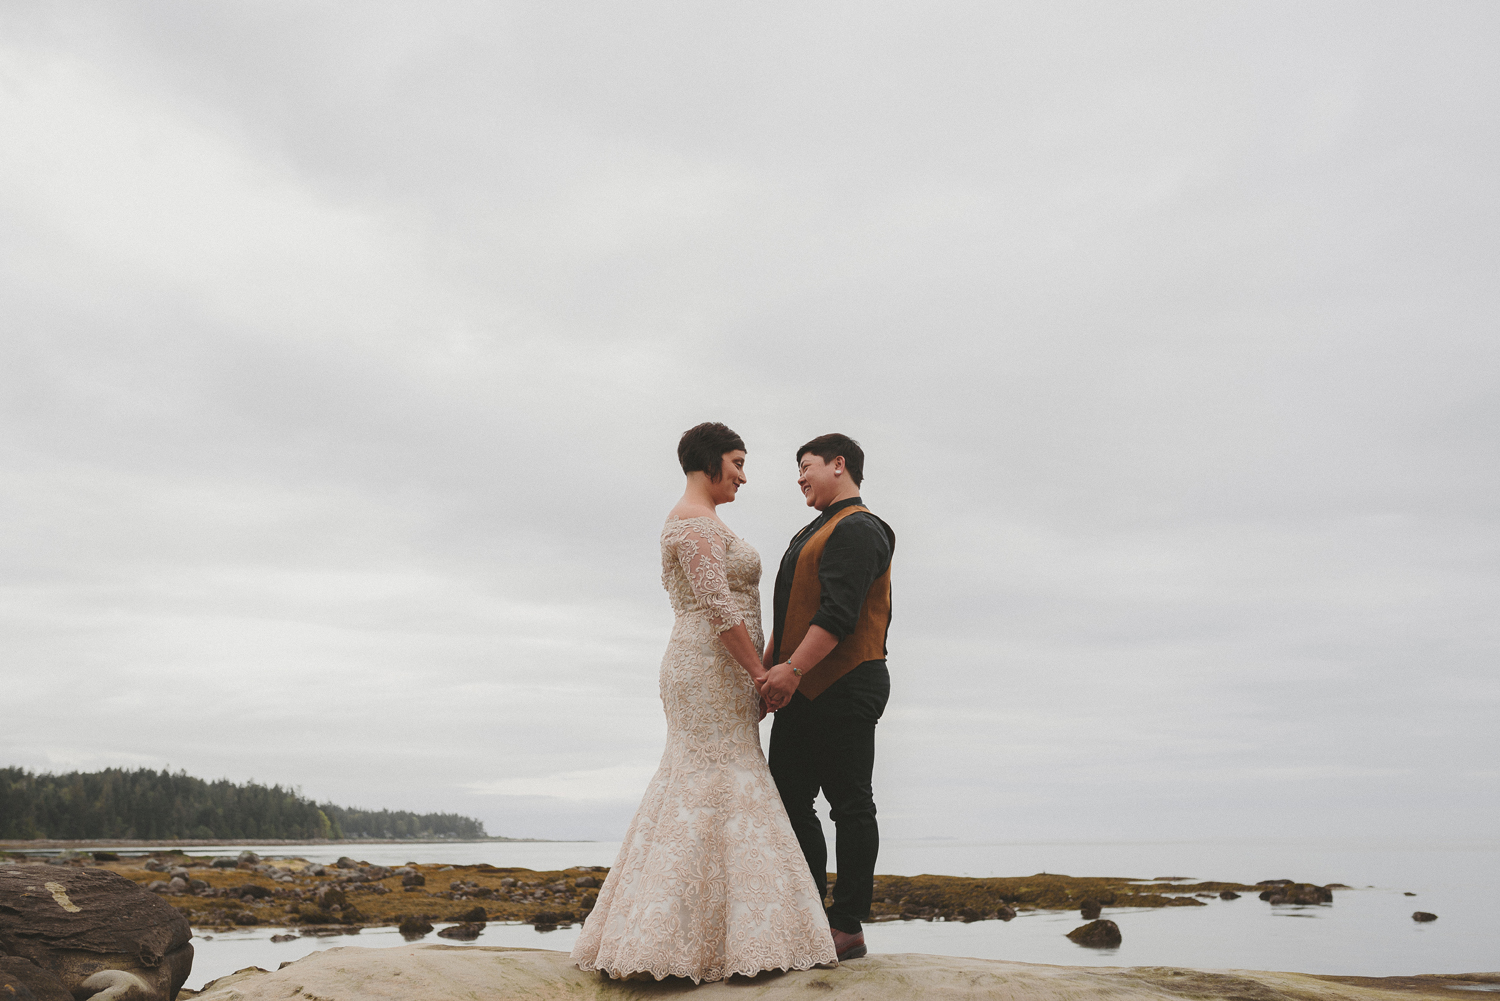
[767,661,889,936]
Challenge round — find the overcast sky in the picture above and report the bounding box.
[2,2,1496,845]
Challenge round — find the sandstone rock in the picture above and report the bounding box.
[573,876,598,889]
[236,852,260,865]
[236,885,272,900]
[143,861,167,873]
[269,934,298,944]
[1412,911,1438,922]
[1,956,73,1001]
[187,946,1500,1001]
[1078,898,1101,920]
[232,913,259,926]
[1220,891,1241,900]
[455,906,487,923]
[91,853,120,863]
[167,877,189,894]
[499,877,516,888]
[1065,919,1122,948]
[0,864,192,1001]
[996,905,1017,921]
[401,873,425,888]
[398,916,434,940]
[335,857,359,870]
[210,858,237,870]
[436,923,483,941]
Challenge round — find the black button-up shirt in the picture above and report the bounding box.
[771,496,895,664]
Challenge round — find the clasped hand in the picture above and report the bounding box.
[755,662,800,713]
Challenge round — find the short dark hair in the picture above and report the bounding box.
[678,422,746,481]
[797,433,864,487]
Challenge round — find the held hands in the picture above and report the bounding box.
[757,662,801,712]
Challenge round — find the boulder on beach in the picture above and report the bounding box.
[0,864,193,1001]
[1078,898,1102,919]
[1,956,73,1001]
[1066,919,1122,948]
[1220,890,1241,900]
[1413,911,1438,922]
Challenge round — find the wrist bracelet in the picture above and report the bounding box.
[790,665,803,678]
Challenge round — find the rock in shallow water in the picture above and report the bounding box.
[1412,911,1438,922]
[1066,919,1122,948]
[398,916,434,939]
[436,922,484,940]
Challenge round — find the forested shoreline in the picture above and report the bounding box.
[0,767,488,841]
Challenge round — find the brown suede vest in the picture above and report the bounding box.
[780,504,892,699]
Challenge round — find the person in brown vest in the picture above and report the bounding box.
[759,433,894,963]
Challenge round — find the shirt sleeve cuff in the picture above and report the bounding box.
[809,610,849,641]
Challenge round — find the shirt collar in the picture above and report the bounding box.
[818,496,864,521]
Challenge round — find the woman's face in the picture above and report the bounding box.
[710,449,748,504]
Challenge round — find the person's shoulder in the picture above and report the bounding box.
[831,509,894,547]
[663,509,734,538]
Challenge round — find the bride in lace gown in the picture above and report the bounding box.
[571,423,837,983]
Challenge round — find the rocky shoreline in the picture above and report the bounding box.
[5,849,1347,935]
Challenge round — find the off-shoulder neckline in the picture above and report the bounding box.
[663,515,738,538]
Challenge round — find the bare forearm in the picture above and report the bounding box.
[719,623,767,682]
[760,625,841,710]
[762,632,777,671]
[787,624,839,675]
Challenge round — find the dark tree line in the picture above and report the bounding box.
[0,767,487,841]
[320,804,486,840]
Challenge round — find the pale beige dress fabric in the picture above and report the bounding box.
[570,517,837,983]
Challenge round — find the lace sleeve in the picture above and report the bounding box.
[673,523,745,634]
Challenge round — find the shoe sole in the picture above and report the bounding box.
[836,944,868,961]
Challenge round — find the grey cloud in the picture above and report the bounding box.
[1,2,1496,843]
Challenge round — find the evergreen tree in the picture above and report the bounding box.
[0,767,487,841]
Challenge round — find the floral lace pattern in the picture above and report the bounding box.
[570,517,837,983]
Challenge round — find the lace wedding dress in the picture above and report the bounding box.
[570,517,837,982]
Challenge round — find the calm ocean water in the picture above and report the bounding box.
[37,838,1495,989]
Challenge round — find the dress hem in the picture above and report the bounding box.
[573,955,838,985]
